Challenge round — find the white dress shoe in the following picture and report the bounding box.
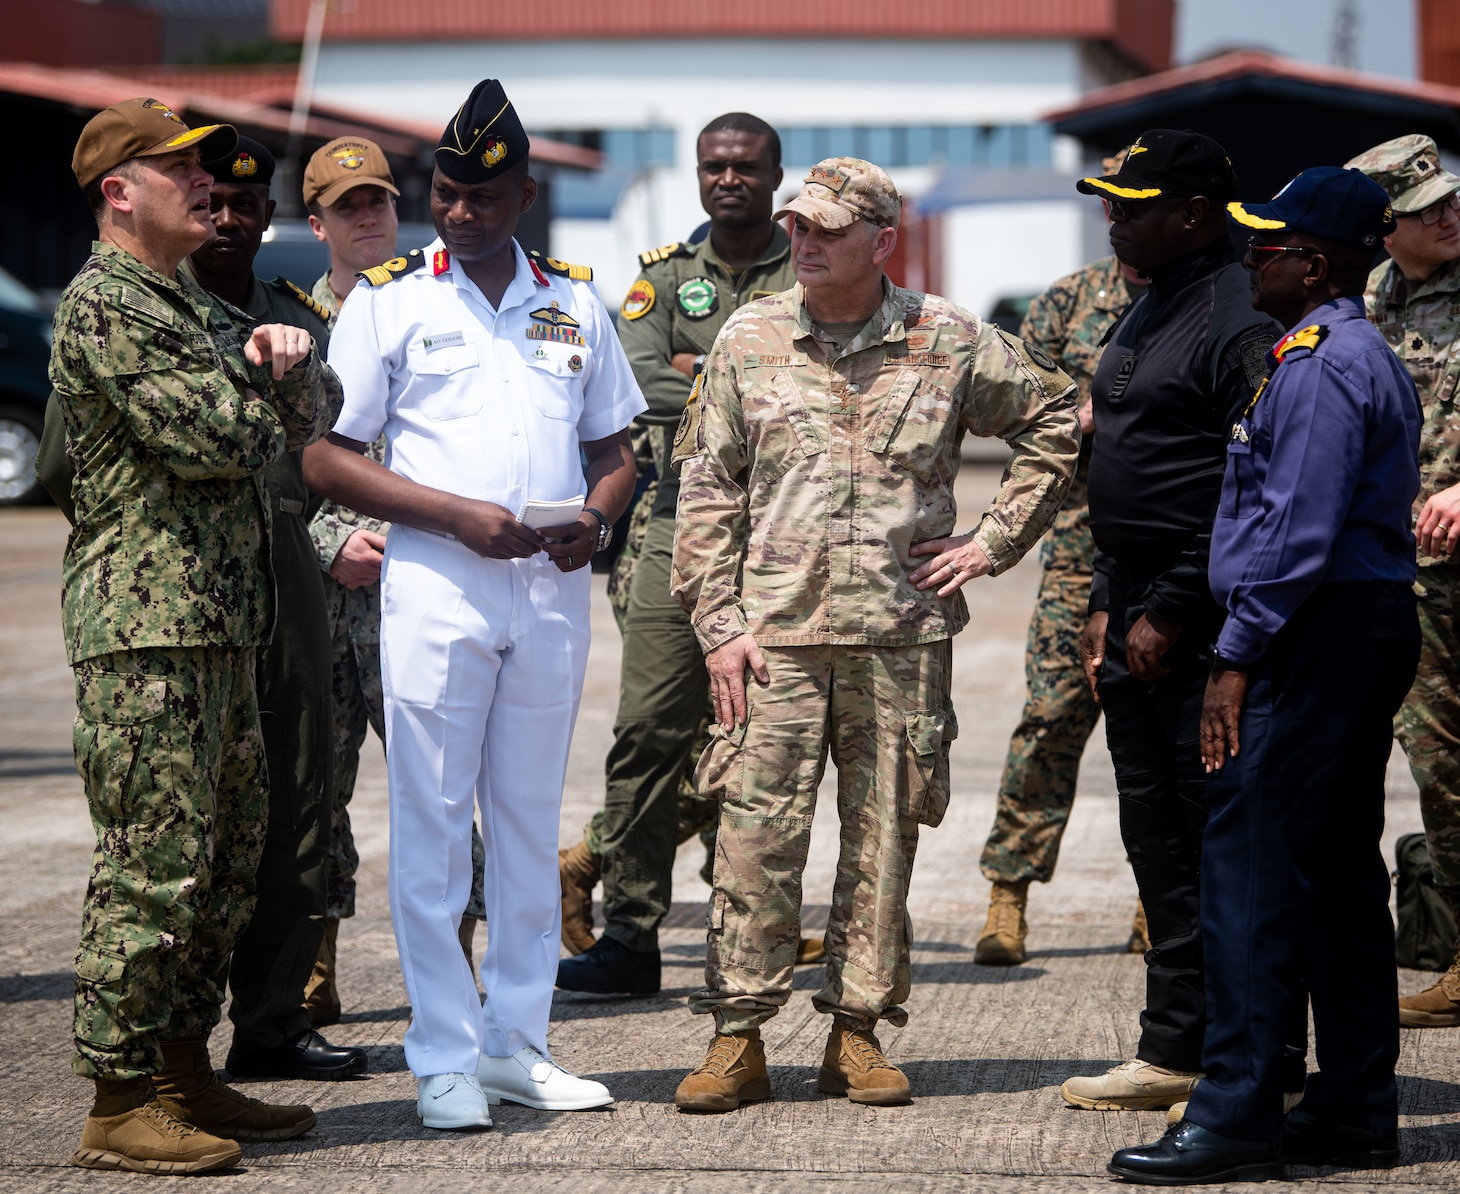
[416,1072,494,1130]
[476,1046,613,1110]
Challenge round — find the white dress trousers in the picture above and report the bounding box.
[381,527,589,1074]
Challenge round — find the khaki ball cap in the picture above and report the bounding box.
[73,97,236,190]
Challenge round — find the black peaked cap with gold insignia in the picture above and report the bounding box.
[435,79,530,183]
[202,135,275,188]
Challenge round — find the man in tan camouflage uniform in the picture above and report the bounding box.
[53,99,337,1172]
[556,114,804,990]
[300,137,486,1022]
[671,158,1079,1111]
[976,150,1150,966]
[1350,134,1460,1027]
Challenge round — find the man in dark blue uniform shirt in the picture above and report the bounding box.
[1109,167,1422,1184]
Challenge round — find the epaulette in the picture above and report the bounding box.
[358,248,426,288]
[277,278,331,323]
[638,242,688,268]
[528,250,593,282]
[1272,324,1327,363]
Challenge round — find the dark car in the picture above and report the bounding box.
[0,266,53,506]
[985,293,1036,334]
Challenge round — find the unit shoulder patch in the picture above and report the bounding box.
[671,373,704,465]
[621,279,655,320]
[529,250,593,282]
[638,242,688,268]
[278,278,332,323]
[358,249,426,287]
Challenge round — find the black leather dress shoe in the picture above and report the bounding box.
[555,936,660,995]
[225,1029,368,1081]
[1281,1107,1399,1169]
[1108,1121,1282,1185]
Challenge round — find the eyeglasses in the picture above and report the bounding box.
[1242,238,1315,267]
[1400,192,1460,226]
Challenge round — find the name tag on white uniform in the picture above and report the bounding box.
[421,330,466,352]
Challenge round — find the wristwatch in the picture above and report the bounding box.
[584,506,613,553]
[1210,651,1247,676]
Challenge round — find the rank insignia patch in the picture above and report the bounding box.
[529,302,580,329]
[621,279,655,320]
[433,249,449,276]
[677,277,718,319]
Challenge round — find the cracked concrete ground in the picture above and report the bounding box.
[2,464,1457,1191]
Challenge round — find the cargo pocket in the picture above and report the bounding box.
[73,671,172,826]
[901,705,958,827]
[693,711,750,805]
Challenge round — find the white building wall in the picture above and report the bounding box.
[313,36,1113,315]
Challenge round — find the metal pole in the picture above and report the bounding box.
[278,0,330,217]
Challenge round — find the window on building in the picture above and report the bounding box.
[780,123,1052,169]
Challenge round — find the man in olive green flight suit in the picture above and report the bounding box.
[556,113,800,995]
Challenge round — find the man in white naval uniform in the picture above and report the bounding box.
[302,79,644,1130]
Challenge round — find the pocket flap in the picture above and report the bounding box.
[905,707,953,756]
[75,673,167,726]
[74,946,128,985]
[864,370,920,454]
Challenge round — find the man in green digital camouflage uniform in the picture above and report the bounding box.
[671,158,1079,1111]
[300,137,486,1023]
[1350,134,1460,1027]
[556,113,802,994]
[51,99,337,1173]
[975,149,1150,967]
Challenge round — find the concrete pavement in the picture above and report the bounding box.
[2,464,1459,1191]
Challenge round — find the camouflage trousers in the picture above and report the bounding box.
[981,566,1102,884]
[1396,564,1460,889]
[323,577,485,922]
[692,640,956,1034]
[71,646,267,1079]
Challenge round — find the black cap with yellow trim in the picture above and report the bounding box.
[1228,166,1395,250]
[1077,128,1237,204]
[435,79,530,184]
[73,97,235,190]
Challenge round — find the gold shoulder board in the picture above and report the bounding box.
[637,242,683,268]
[358,249,426,288]
[530,250,593,282]
[280,279,331,322]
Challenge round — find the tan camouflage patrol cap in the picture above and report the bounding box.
[303,136,400,209]
[72,97,235,190]
[1345,134,1460,214]
[775,157,902,230]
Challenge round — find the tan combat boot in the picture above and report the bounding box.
[559,840,601,956]
[974,879,1029,965]
[818,1017,912,1106]
[1399,962,1460,1027]
[675,1029,771,1112]
[1129,900,1151,954]
[304,917,342,1028]
[73,1075,241,1174]
[154,1036,315,1141]
[795,936,827,965]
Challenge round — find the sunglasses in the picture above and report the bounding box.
[1242,237,1316,267]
